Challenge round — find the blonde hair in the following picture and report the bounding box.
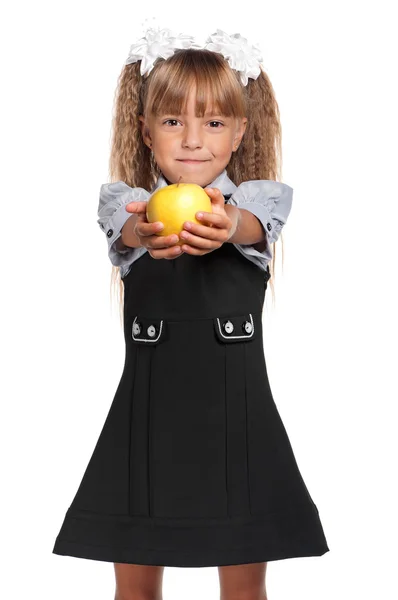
[106,48,286,325]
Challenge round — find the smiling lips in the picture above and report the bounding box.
[178,159,208,163]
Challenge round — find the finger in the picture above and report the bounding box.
[149,245,184,260]
[145,233,181,249]
[180,243,216,256]
[125,201,149,213]
[179,229,224,249]
[135,221,164,237]
[182,220,229,241]
[193,212,227,228]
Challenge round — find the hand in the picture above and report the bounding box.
[125,201,183,260]
[178,187,239,256]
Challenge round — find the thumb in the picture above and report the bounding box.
[125,201,148,213]
[204,187,225,207]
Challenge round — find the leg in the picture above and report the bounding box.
[218,562,268,600]
[113,563,165,600]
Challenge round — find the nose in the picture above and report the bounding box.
[181,123,203,150]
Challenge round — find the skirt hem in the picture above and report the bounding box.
[52,537,329,568]
[52,502,330,567]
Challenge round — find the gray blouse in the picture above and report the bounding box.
[97,168,293,279]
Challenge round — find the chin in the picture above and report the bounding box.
[167,173,203,186]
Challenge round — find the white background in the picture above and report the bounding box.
[1,1,397,599]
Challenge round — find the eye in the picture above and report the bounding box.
[163,119,180,126]
[208,121,224,128]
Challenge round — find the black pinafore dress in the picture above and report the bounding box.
[53,195,330,567]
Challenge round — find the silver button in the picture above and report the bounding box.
[223,320,234,334]
[147,325,156,338]
[243,321,253,334]
[133,322,141,336]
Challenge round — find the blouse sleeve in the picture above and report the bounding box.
[97,181,150,269]
[226,179,293,271]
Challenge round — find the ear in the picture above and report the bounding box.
[138,115,152,149]
[232,118,248,152]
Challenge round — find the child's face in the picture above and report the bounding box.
[139,85,247,187]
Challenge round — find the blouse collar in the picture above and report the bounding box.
[151,168,237,196]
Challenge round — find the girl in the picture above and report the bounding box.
[53,26,329,600]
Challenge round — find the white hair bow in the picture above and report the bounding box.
[125,26,264,86]
[203,29,264,86]
[125,26,202,77]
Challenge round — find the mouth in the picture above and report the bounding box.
[177,159,209,164]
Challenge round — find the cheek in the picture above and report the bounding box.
[213,136,235,153]
[155,138,179,155]
[214,143,234,160]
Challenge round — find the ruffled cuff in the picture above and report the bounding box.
[228,179,293,261]
[97,181,150,267]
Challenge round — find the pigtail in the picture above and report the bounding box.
[109,62,157,188]
[227,68,282,185]
[227,68,285,307]
[108,62,160,328]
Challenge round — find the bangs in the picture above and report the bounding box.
[143,49,246,119]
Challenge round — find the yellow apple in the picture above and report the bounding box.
[146,183,213,246]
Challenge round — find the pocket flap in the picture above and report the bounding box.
[214,313,256,343]
[131,316,167,345]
